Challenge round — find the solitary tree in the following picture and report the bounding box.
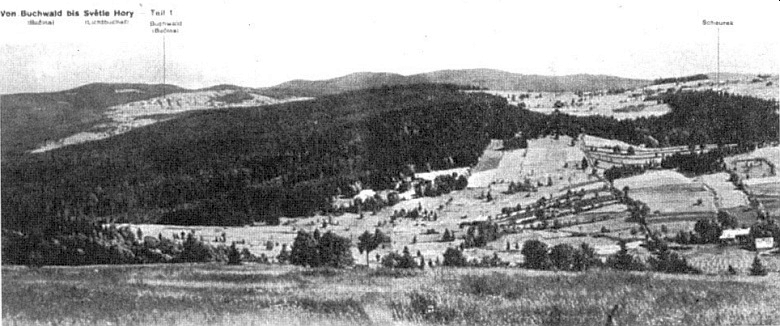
[358,229,389,267]
[750,256,768,276]
[397,246,416,269]
[227,242,242,265]
[717,211,739,229]
[441,229,454,242]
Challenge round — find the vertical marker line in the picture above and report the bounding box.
[163,35,167,99]
[716,27,720,87]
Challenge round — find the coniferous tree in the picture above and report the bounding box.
[606,241,645,271]
[750,256,768,276]
[290,231,319,267]
[573,243,597,271]
[227,242,242,265]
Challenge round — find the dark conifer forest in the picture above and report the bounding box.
[2,85,778,238]
[2,84,513,232]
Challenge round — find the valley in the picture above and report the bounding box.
[3,72,779,326]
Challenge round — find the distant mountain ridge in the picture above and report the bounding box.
[262,69,650,96]
[1,83,192,158]
[0,69,649,157]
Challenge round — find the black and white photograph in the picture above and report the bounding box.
[1,0,778,325]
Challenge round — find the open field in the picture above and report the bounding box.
[111,139,777,295]
[645,75,779,101]
[485,90,671,120]
[726,146,779,172]
[682,246,780,275]
[4,264,780,326]
[31,90,310,153]
[126,138,779,268]
[470,139,504,173]
[614,170,716,216]
[488,75,777,121]
[469,136,591,188]
[698,173,749,209]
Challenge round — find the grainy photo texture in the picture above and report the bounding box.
[1,1,779,325]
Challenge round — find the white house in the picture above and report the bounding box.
[755,237,775,250]
[719,228,751,243]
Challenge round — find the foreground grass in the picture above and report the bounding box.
[3,264,779,325]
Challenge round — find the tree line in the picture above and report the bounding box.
[2,86,778,265]
[651,74,709,85]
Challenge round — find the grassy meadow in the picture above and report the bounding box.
[3,264,779,326]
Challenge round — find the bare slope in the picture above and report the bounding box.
[1,83,189,158]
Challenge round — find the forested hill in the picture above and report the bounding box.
[1,83,190,158]
[3,85,777,234]
[2,84,515,232]
[535,90,779,147]
[261,69,649,97]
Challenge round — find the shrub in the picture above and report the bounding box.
[318,232,354,268]
[694,219,722,244]
[549,244,576,271]
[405,291,458,323]
[442,247,467,267]
[178,233,217,263]
[277,244,290,264]
[521,240,550,270]
[606,241,645,271]
[717,211,739,229]
[728,265,738,275]
[290,231,353,268]
[441,229,455,242]
[369,268,420,278]
[381,252,402,268]
[460,273,526,299]
[476,253,507,267]
[647,247,700,274]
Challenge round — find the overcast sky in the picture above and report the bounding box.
[1,0,777,94]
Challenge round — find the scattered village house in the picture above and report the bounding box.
[755,237,775,251]
[718,228,750,245]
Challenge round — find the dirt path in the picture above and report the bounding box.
[701,181,722,210]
